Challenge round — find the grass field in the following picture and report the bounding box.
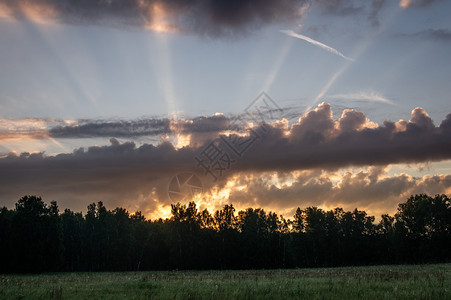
[0,264,449,299]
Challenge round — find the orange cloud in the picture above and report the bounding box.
[0,1,58,24]
[19,1,58,24]
[0,2,12,19]
[225,167,450,219]
[399,0,412,8]
[0,117,63,142]
[144,2,179,33]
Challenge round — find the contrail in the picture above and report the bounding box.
[281,29,355,62]
[328,91,394,105]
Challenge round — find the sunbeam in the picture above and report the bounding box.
[308,5,402,109]
[260,36,294,93]
[152,32,179,116]
[15,19,99,112]
[143,2,179,34]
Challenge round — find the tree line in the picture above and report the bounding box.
[0,194,450,273]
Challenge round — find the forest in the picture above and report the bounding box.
[0,194,450,273]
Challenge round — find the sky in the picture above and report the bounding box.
[1,0,451,220]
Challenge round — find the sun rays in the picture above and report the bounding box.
[307,4,403,110]
[1,0,450,223]
[143,2,179,34]
[150,32,179,117]
[0,1,58,25]
[260,37,294,93]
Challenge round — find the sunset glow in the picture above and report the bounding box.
[0,0,450,222]
[399,0,412,8]
[144,2,178,34]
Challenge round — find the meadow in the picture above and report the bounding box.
[0,263,449,299]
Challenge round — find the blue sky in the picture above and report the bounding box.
[0,0,450,219]
[1,0,450,121]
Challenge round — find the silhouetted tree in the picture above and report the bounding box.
[395,194,451,262]
[376,214,396,263]
[10,196,63,272]
[214,204,239,269]
[61,208,84,271]
[0,206,14,273]
[1,194,450,273]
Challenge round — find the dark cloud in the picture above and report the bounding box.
[3,103,451,175]
[307,0,388,29]
[236,103,451,171]
[182,115,230,133]
[0,139,198,215]
[0,115,234,141]
[0,0,399,35]
[368,0,386,28]
[49,119,171,138]
[315,0,364,16]
[0,0,308,37]
[410,29,451,42]
[1,103,450,217]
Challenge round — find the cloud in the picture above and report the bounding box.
[227,167,451,217]
[0,0,309,36]
[315,0,364,16]
[49,119,172,138]
[399,0,412,8]
[236,103,451,172]
[327,91,394,104]
[399,0,444,8]
[0,115,234,142]
[3,103,451,171]
[0,104,450,218]
[0,0,397,36]
[281,29,355,61]
[368,0,387,28]
[0,139,197,217]
[403,29,451,42]
[304,0,388,30]
[0,117,63,141]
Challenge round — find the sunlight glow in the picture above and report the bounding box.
[175,133,191,148]
[144,2,179,34]
[190,177,241,214]
[139,162,450,221]
[151,31,179,116]
[19,2,58,25]
[399,0,412,8]
[0,3,13,19]
[151,203,173,220]
[169,118,192,148]
[0,2,58,25]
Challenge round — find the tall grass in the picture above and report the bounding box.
[0,264,449,299]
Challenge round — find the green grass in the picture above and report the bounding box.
[0,264,450,299]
